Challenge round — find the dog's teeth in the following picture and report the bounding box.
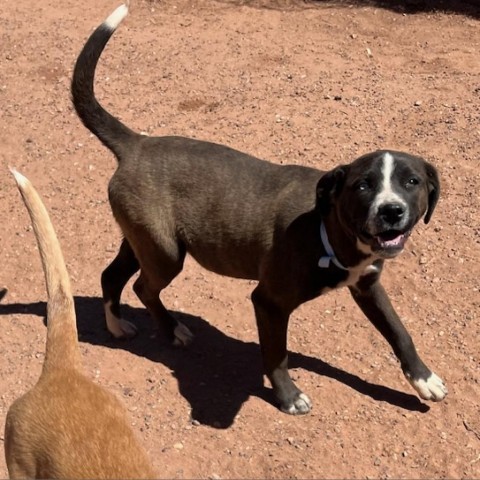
[384,234,403,246]
[376,232,406,248]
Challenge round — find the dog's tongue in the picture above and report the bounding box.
[375,232,407,249]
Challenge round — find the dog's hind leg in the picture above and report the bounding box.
[133,270,193,347]
[129,236,193,346]
[101,239,140,338]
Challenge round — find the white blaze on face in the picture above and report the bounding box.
[368,152,408,228]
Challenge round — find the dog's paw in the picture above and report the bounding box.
[409,372,447,402]
[172,322,194,347]
[105,310,138,339]
[281,393,312,415]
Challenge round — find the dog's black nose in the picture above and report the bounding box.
[378,203,405,225]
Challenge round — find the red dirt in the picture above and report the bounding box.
[1,0,479,478]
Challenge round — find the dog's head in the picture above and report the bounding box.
[316,150,440,259]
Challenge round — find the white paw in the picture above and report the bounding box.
[105,302,138,339]
[283,393,312,415]
[172,322,194,347]
[409,372,447,402]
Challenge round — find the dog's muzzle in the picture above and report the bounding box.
[362,202,413,257]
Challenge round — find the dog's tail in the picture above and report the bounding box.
[71,2,138,161]
[11,169,81,373]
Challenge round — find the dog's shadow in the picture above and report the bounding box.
[0,292,429,427]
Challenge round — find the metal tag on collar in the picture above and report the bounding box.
[318,221,348,271]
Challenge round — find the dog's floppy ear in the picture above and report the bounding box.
[424,162,440,224]
[316,165,349,216]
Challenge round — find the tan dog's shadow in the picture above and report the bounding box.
[0,296,428,428]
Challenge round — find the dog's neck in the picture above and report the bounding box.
[318,221,348,270]
[319,214,371,270]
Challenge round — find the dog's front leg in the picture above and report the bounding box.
[252,286,312,415]
[349,281,447,401]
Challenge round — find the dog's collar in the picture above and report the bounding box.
[318,221,348,271]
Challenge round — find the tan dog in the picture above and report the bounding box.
[4,169,155,479]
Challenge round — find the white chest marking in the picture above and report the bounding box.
[321,258,380,294]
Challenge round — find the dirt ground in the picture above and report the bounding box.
[1,0,479,478]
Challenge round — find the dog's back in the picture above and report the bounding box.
[5,170,155,479]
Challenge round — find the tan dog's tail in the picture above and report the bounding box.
[11,169,80,373]
[71,2,137,161]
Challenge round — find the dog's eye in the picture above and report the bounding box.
[406,177,420,188]
[356,181,370,192]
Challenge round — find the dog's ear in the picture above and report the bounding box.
[424,162,440,224]
[316,165,349,216]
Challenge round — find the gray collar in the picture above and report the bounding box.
[318,221,348,271]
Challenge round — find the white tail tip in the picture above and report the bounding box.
[9,167,29,188]
[104,3,129,31]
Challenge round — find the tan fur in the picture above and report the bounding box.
[4,169,155,479]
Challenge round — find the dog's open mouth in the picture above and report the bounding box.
[360,228,412,255]
[374,229,411,251]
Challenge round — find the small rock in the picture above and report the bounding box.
[173,442,184,450]
[414,100,422,107]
